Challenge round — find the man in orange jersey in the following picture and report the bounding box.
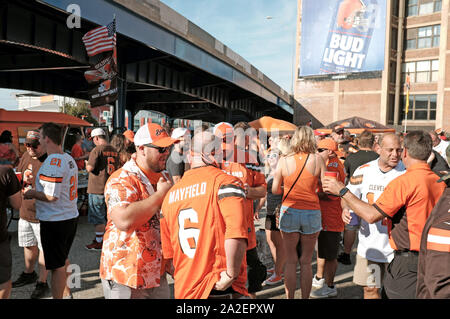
[311,139,345,298]
[324,131,446,299]
[100,123,177,299]
[214,122,267,299]
[160,129,248,299]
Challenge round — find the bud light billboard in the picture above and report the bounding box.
[299,0,386,77]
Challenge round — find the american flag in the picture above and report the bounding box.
[82,19,116,57]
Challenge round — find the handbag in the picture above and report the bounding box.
[275,154,310,229]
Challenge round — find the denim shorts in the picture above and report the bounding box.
[279,206,322,234]
[88,194,107,225]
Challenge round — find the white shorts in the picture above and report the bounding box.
[18,219,43,251]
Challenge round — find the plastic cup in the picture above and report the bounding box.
[324,171,338,179]
[324,171,338,196]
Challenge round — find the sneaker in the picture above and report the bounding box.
[312,275,325,289]
[85,240,102,251]
[263,273,283,286]
[30,281,50,299]
[310,285,338,299]
[12,271,38,288]
[337,252,351,265]
[63,292,73,299]
[266,267,275,275]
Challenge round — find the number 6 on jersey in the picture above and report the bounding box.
[178,208,200,259]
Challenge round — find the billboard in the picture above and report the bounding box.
[299,0,387,77]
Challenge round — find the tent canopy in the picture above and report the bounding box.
[249,116,297,135]
[0,108,93,127]
[316,116,396,135]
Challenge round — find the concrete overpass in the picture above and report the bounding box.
[0,0,294,128]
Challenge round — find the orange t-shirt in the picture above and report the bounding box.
[71,143,85,170]
[160,166,248,299]
[319,157,345,232]
[373,163,446,252]
[282,153,320,210]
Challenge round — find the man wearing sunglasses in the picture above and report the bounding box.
[100,123,178,299]
[12,130,50,298]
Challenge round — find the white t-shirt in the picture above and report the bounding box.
[433,140,450,164]
[347,159,406,263]
[35,153,79,221]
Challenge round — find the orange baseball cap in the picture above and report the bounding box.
[318,138,338,152]
[134,123,178,147]
[123,130,135,143]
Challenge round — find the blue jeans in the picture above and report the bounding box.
[88,194,106,225]
[279,206,322,234]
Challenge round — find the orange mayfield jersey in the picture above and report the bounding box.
[220,159,266,250]
[160,165,248,299]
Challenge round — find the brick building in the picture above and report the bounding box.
[294,0,449,132]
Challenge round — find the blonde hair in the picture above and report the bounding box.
[277,138,292,156]
[290,126,317,154]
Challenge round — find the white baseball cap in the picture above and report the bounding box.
[134,123,179,147]
[171,127,190,139]
[90,128,106,138]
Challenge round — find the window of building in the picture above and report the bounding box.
[401,94,436,121]
[406,0,442,16]
[402,59,438,83]
[405,25,440,50]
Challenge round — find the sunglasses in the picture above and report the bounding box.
[25,143,39,149]
[317,148,327,153]
[267,153,279,159]
[146,144,170,153]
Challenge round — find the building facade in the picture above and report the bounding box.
[294,0,449,132]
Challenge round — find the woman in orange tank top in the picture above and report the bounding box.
[272,126,326,299]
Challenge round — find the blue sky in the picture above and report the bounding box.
[0,0,297,110]
[161,0,297,91]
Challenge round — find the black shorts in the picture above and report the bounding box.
[265,214,279,231]
[317,231,341,260]
[40,218,78,270]
[0,239,12,284]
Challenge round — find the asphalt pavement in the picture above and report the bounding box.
[7,208,363,299]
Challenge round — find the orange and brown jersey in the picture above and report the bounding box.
[87,144,120,194]
[416,187,450,299]
[160,166,248,299]
[220,157,266,250]
[373,163,446,252]
[319,157,345,232]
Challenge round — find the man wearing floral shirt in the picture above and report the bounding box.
[100,123,178,299]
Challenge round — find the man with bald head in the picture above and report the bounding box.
[342,133,406,299]
[160,129,249,299]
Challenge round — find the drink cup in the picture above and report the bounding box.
[324,171,338,196]
[324,171,338,179]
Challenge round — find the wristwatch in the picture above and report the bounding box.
[338,187,349,198]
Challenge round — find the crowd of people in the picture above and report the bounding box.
[0,120,449,300]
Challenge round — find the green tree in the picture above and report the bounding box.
[61,100,98,126]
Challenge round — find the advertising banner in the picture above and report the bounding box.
[299,0,386,77]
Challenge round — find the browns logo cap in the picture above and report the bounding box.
[134,123,179,147]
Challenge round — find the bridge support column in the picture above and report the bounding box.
[114,79,127,130]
